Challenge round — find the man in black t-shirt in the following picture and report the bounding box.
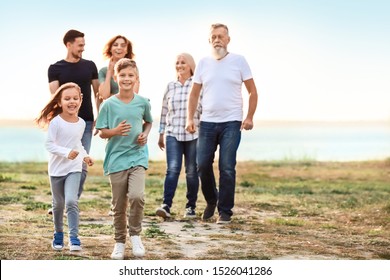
[48,29,100,202]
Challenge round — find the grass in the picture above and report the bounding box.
[0,160,389,260]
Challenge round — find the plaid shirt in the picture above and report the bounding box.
[159,77,201,141]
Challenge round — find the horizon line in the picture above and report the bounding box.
[1,118,389,127]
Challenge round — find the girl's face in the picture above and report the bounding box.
[111,38,128,60]
[115,67,138,91]
[59,87,82,116]
[176,56,191,77]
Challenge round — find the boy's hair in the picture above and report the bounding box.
[35,82,82,128]
[114,58,138,76]
[63,29,84,45]
[103,35,135,60]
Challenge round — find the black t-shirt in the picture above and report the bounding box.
[48,59,98,121]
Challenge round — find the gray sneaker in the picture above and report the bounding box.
[216,212,231,224]
[156,204,171,218]
[202,204,216,221]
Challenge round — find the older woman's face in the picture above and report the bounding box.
[176,56,191,77]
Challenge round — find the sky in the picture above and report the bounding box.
[0,0,389,122]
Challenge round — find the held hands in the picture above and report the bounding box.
[137,132,148,146]
[185,119,196,134]
[83,156,94,166]
[68,150,79,160]
[115,120,132,136]
[241,118,254,131]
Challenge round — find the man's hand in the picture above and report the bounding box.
[241,118,254,131]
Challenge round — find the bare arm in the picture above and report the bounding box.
[98,60,115,100]
[241,78,258,130]
[49,81,60,95]
[98,120,131,139]
[137,121,152,146]
[185,83,202,133]
[92,78,101,112]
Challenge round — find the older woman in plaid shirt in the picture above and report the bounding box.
[156,53,201,219]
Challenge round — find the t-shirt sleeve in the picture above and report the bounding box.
[95,102,109,129]
[192,59,203,85]
[91,61,98,80]
[98,67,107,84]
[48,64,58,83]
[240,56,253,81]
[143,99,153,123]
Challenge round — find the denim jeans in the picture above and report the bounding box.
[197,121,241,217]
[79,120,93,198]
[50,172,81,238]
[163,136,199,209]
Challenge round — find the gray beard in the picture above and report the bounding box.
[211,47,228,60]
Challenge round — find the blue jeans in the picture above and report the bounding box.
[50,172,81,238]
[197,121,241,217]
[79,121,93,198]
[163,136,199,209]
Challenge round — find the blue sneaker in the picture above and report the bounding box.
[69,236,82,251]
[52,232,64,251]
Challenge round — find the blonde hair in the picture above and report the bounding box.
[35,82,81,128]
[176,53,196,78]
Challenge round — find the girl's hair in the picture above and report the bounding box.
[103,35,134,60]
[35,82,81,128]
[114,58,138,76]
[176,53,196,77]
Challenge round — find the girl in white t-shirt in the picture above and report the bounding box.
[36,82,94,251]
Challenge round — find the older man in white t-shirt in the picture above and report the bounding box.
[186,23,258,224]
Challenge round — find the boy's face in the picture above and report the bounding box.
[114,66,138,91]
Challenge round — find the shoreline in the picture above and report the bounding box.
[1,118,389,127]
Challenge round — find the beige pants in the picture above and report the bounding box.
[109,166,145,243]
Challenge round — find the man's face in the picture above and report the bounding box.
[209,27,230,59]
[68,37,85,60]
[209,27,230,50]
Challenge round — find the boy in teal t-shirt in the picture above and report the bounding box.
[95,58,152,260]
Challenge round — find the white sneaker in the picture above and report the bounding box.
[111,243,125,260]
[130,235,145,257]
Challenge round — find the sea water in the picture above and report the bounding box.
[1,121,389,162]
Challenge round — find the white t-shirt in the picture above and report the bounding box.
[193,53,253,122]
[45,115,88,176]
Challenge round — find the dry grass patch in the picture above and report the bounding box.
[0,160,389,260]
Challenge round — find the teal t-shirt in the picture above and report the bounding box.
[96,94,153,175]
[98,66,119,94]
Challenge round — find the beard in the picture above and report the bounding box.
[71,51,82,60]
[211,46,228,60]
